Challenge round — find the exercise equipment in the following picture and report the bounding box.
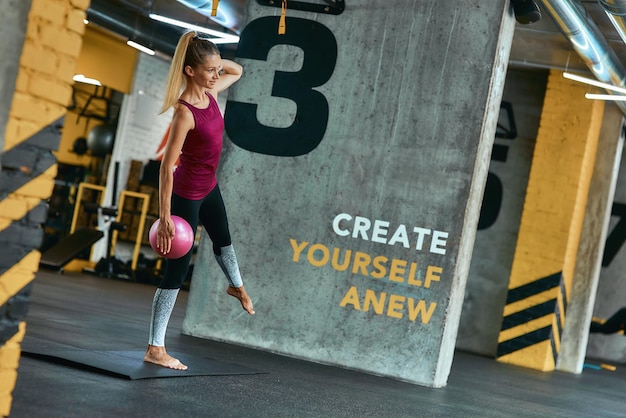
[21,345,263,380]
[149,216,194,259]
[90,203,130,279]
[87,123,116,156]
[39,183,107,271]
[109,190,150,271]
[89,163,135,280]
[39,228,104,271]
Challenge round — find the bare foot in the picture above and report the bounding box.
[227,285,255,315]
[144,345,188,370]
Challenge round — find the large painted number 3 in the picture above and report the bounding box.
[224,16,338,157]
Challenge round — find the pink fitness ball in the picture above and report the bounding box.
[148,215,194,259]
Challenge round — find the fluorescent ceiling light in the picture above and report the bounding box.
[585,93,626,101]
[149,13,239,44]
[563,72,626,95]
[73,74,101,86]
[127,40,156,56]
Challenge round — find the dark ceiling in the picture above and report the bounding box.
[87,0,246,56]
[86,0,626,75]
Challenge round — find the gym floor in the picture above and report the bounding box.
[10,270,626,418]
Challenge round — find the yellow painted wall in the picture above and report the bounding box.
[55,25,137,167]
[75,25,137,94]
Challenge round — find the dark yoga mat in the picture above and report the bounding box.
[22,347,264,380]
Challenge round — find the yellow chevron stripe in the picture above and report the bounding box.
[0,165,57,233]
[0,321,25,368]
[502,287,559,317]
[0,250,40,306]
[498,340,555,371]
[0,321,26,416]
[498,314,553,342]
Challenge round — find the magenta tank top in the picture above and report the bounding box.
[173,93,224,199]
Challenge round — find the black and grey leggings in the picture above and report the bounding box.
[159,184,231,289]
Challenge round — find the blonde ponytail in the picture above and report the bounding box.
[160,30,197,114]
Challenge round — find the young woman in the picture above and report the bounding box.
[144,31,254,371]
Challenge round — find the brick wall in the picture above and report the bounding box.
[0,0,89,415]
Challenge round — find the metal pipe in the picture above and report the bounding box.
[599,0,626,53]
[538,0,626,113]
[598,0,626,15]
[175,0,244,32]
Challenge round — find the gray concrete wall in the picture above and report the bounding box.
[587,138,626,365]
[558,104,624,373]
[456,69,547,356]
[184,0,515,387]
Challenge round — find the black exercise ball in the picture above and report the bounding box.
[72,137,88,155]
[87,124,116,157]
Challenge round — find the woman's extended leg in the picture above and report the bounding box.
[144,194,201,369]
[144,288,187,369]
[199,185,254,315]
